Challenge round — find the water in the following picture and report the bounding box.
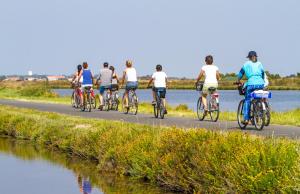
[0,137,170,194]
[54,89,300,112]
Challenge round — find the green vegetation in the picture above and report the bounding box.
[0,105,299,193]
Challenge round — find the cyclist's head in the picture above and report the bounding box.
[247,51,258,62]
[77,64,82,72]
[126,60,133,68]
[156,64,162,71]
[109,66,115,72]
[83,62,88,69]
[205,55,213,65]
[103,62,109,68]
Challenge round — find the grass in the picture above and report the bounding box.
[0,105,299,193]
[1,81,300,126]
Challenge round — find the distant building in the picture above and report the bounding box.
[28,71,33,76]
[4,76,23,81]
[46,75,66,81]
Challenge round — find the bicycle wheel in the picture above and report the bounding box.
[122,95,129,114]
[209,98,219,122]
[253,101,266,130]
[87,94,92,112]
[159,101,165,119]
[130,93,138,115]
[197,97,205,121]
[265,102,271,126]
[71,92,76,107]
[81,95,86,112]
[91,96,97,109]
[237,99,247,129]
[153,103,159,118]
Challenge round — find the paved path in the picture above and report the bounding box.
[1,99,299,139]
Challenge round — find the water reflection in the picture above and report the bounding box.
[0,137,170,194]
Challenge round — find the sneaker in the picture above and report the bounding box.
[242,120,249,125]
[152,101,156,105]
[164,110,168,114]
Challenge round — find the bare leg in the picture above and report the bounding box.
[202,94,208,110]
[152,90,156,101]
[123,92,129,107]
[99,94,104,106]
[162,98,166,108]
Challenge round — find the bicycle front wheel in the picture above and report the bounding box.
[253,101,266,130]
[197,97,205,121]
[237,99,247,129]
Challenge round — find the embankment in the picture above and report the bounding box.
[0,105,299,193]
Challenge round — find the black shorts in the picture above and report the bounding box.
[153,87,166,98]
[111,84,119,91]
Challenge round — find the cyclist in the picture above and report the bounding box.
[97,62,112,109]
[78,62,94,106]
[71,64,83,88]
[109,65,119,92]
[237,51,265,125]
[121,60,138,108]
[195,55,221,114]
[147,64,168,114]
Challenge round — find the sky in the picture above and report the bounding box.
[0,0,299,77]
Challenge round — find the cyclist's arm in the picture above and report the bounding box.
[216,70,221,81]
[71,73,76,83]
[165,77,168,88]
[77,70,83,82]
[147,78,153,88]
[91,72,94,85]
[196,70,204,83]
[237,67,245,82]
[121,71,126,86]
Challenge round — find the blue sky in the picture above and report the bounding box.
[0,0,299,77]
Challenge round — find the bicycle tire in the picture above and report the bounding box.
[153,103,158,118]
[197,97,205,121]
[210,99,219,122]
[237,99,247,129]
[253,101,266,130]
[71,92,76,107]
[131,93,138,115]
[92,96,97,109]
[265,102,271,126]
[87,94,92,112]
[159,101,165,119]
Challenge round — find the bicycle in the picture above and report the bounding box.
[151,87,166,119]
[81,86,94,112]
[122,87,138,115]
[235,82,272,130]
[196,82,220,122]
[71,83,81,108]
[110,89,120,111]
[99,88,111,111]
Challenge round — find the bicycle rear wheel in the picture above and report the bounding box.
[237,99,247,129]
[87,94,92,112]
[130,93,138,115]
[197,97,205,121]
[159,102,165,119]
[265,102,271,126]
[71,92,76,107]
[153,103,159,118]
[209,98,219,122]
[253,101,266,130]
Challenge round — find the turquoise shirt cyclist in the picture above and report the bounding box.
[237,51,265,124]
